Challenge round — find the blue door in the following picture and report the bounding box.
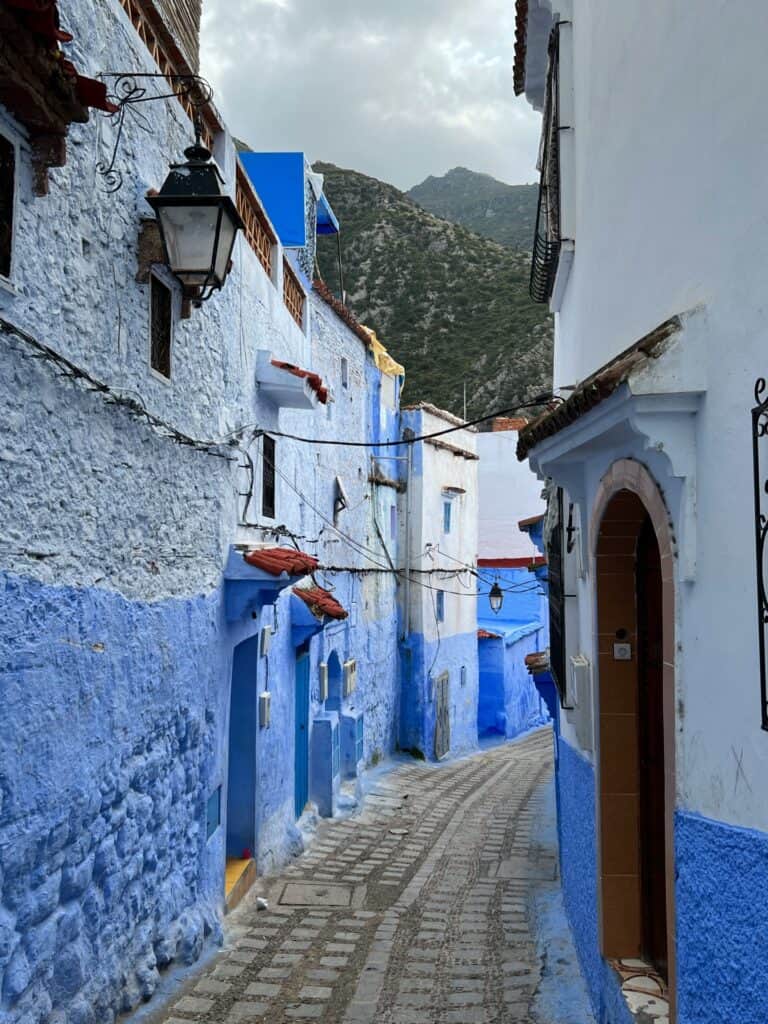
[227,635,259,859]
[294,647,310,818]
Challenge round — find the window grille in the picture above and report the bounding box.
[436,590,446,622]
[283,258,305,328]
[443,501,452,534]
[530,25,562,303]
[548,487,567,703]
[262,434,276,519]
[150,274,173,378]
[0,133,14,279]
[341,356,349,389]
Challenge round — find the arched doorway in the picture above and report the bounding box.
[594,473,675,996]
[326,650,343,712]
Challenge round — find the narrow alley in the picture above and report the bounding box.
[155,730,592,1024]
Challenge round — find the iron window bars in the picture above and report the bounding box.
[751,378,768,730]
[529,25,562,304]
[548,487,567,704]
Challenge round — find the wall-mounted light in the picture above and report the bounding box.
[148,117,243,302]
[489,581,504,615]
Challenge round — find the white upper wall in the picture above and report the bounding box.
[524,1,768,391]
[477,429,544,560]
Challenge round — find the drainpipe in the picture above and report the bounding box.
[403,430,414,641]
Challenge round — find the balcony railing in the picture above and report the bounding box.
[283,259,305,329]
[236,167,275,278]
[529,23,562,304]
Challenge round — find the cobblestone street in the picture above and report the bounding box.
[153,729,592,1024]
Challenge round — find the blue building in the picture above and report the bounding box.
[0,1,406,1019]
[475,421,549,742]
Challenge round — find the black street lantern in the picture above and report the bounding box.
[489,581,504,615]
[148,119,243,301]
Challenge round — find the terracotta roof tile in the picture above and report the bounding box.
[525,651,550,674]
[243,548,318,577]
[478,628,502,640]
[517,316,682,461]
[293,586,348,621]
[313,280,375,352]
[270,358,328,404]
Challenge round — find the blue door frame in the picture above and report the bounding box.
[227,635,259,859]
[295,646,310,819]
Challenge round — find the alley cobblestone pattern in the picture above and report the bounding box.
[154,729,586,1024]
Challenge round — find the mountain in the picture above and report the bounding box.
[407,167,539,251]
[315,163,552,420]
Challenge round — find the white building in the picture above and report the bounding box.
[515,3,768,1023]
[398,403,479,760]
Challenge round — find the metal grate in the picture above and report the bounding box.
[150,275,172,378]
[529,25,562,304]
[548,487,567,704]
[262,434,276,519]
[237,166,275,277]
[283,258,305,328]
[752,379,768,730]
[0,134,14,279]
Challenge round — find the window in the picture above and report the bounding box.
[390,505,397,540]
[443,501,452,534]
[0,132,16,281]
[341,356,349,389]
[436,590,445,622]
[262,434,276,519]
[150,274,173,378]
[206,786,221,839]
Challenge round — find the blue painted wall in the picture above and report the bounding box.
[399,631,478,760]
[477,626,548,739]
[0,571,234,1021]
[555,736,632,1024]
[676,811,768,1024]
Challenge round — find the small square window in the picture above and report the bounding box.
[150,274,173,379]
[206,786,221,839]
[443,501,452,534]
[341,356,349,389]
[436,590,445,622]
[0,132,17,281]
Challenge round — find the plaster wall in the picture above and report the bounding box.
[477,430,545,561]
[0,1,401,1019]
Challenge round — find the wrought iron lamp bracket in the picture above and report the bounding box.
[751,377,768,730]
[95,72,213,193]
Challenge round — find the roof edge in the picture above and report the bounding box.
[516,314,683,461]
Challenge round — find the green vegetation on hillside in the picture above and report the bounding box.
[315,162,552,420]
[407,167,538,251]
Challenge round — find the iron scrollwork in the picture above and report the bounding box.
[96,72,213,193]
[752,378,768,730]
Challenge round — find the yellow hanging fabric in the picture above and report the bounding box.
[360,326,405,379]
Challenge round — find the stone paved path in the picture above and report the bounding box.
[152,728,589,1024]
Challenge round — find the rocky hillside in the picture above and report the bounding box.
[407,167,538,251]
[315,163,552,419]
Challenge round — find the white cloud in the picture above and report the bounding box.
[200,0,541,189]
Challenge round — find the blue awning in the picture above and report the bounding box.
[317,193,339,236]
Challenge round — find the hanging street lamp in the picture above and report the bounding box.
[148,116,243,302]
[489,581,504,615]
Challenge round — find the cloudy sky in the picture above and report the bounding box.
[200,0,541,191]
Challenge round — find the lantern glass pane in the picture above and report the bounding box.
[158,202,219,278]
[213,208,238,282]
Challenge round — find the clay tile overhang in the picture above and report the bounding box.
[270,359,328,404]
[312,279,375,352]
[478,628,502,640]
[243,547,319,577]
[516,315,683,461]
[518,514,545,529]
[513,0,530,96]
[525,651,550,674]
[292,586,348,621]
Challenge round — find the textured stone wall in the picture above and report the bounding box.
[0,3,402,1021]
